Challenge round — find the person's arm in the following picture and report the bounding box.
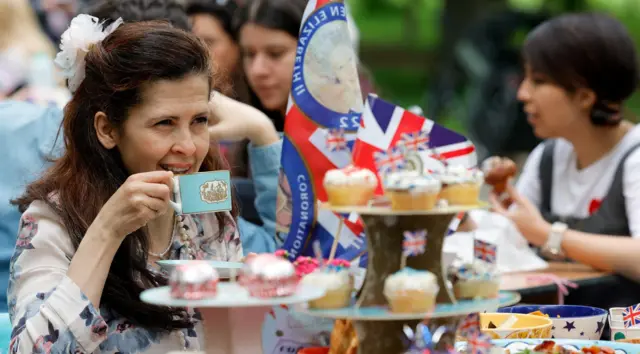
[550,149,640,281]
[490,150,640,282]
[10,171,173,352]
[510,216,640,281]
[247,140,281,242]
[9,202,114,353]
[209,93,282,254]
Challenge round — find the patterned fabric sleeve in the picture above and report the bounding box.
[8,201,108,353]
[191,212,243,262]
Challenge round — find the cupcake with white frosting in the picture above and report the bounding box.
[449,262,500,299]
[384,268,439,313]
[436,165,484,205]
[238,254,299,298]
[169,261,219,300]
[323,165,378,206]
[383,171,442,211]
[300,261,353,309]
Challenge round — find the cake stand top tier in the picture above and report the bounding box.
[320,202,488,216]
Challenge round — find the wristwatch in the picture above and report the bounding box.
[542,222,567,259]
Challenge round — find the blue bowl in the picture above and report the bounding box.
[498,305,608,340]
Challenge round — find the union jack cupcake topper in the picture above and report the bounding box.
[623,303,640,328]
[465,331,492,354]
[374,147,406,174]
[403,230,427,258]
[458,313,481,337]
[398,130,430,152]
[325,128,348,152]
[474,239,497,265]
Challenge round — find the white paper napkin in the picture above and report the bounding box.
[443,210,548,274]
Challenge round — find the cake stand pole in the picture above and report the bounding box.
[200,306,271,354]
[354,212,458,354]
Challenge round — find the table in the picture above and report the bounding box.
[500,262,616,304]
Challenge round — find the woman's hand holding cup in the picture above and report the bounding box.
[94,171,174,241]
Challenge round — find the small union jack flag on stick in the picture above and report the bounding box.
[458,313,481,337]
[474,239,497,264]
[398,131,430,152]
[374,147,406,174]
[401,230,427,268]
[623,303,640,328]
[326,128,348,152]
[466,332,492,354]
[403,230,427,257]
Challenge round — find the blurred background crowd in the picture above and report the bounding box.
[2,0,640,319]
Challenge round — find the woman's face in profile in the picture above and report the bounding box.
[99,74,212,176]
[517,65,585,139]
[240,23,297,112]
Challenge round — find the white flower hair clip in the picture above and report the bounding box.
[54,14,124,93]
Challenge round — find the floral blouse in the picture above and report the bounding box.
[8,200,242,353]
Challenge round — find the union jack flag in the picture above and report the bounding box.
[623,303,640,328]
[326,128,348,152]
[403,230,427,257]
[398,131,430,152]
[458,313,481,337]
[374,147,406,174]
[474,239,497,264]
[353,94,477,195]
[466,332,492,354]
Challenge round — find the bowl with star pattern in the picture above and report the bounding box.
[498,305,608,340]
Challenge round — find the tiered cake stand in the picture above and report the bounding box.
[294,204,521,354]
[140,272,325,354]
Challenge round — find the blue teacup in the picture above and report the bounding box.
[169,170,232,215]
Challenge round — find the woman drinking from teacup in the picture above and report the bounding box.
[8,17,240,352]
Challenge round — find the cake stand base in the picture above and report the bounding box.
[200,306,271,354]
[353,319,419,354]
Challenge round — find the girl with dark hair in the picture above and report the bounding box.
[232,0,308,132]
[232,0,371,130]
[486,13,640,309]
[8,17,241,352]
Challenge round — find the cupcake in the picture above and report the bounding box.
[170,261,219,300]
[384,268,439,313]
[301,261,354,309]
[436,165,484,205]
[383,171,442,211]
[449,262,500,300]
[482,156,517,194]
[323,165,378,206]
[238,254,299,298]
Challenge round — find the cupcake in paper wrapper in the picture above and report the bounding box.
[170,261,219,300]
[449,262,500,299]
[383,170,442,211]
[300,259,353,309]
[239,253,299,298]
[435,165,484,206]
[384,268,439,313]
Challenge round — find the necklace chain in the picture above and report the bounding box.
[148,214,177,258]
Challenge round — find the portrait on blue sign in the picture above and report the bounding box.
[302,22,361,115]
